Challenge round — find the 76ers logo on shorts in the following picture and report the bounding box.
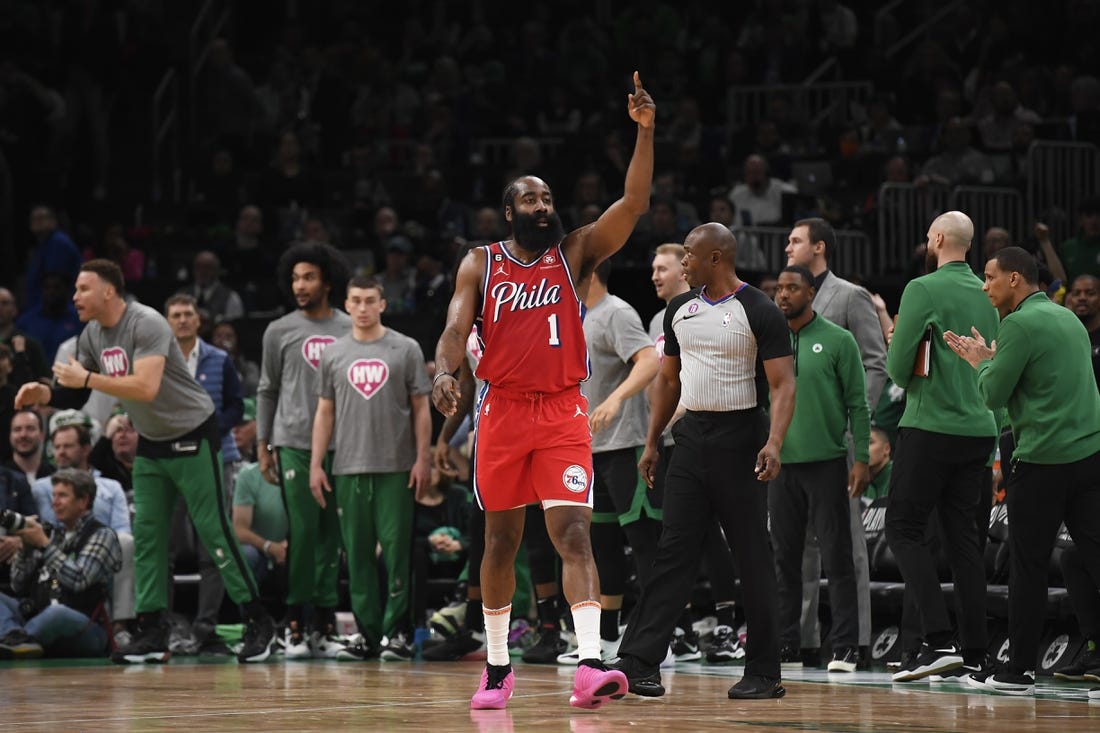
[562,464,589,493]
[347,359,389,400]
[100,347,129,377]
[302,335,337,370]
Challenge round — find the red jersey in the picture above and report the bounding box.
[475,241,589,393]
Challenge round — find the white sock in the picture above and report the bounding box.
[484,604,511,666]
[571,601,602,662]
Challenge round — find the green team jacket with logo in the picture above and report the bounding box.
[781,313,871,465]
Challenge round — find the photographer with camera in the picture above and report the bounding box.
[0,468,121,658]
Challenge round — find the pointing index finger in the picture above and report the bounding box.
[633,70,642,92]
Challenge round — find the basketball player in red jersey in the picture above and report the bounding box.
[433,71,654,711]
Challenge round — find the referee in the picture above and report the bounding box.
[614,223,796,700]
[16,259,275,664]
[947,246,1100,696]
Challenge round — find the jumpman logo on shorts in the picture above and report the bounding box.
[574,403,586,418]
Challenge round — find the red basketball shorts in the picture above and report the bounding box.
[472,384,593,511]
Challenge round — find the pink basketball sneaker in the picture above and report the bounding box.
[569,660,628,710]
[471,664,515,710]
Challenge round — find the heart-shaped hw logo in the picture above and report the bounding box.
[302,335,337,370]
[347,359,389,401]
[100,347,129,377]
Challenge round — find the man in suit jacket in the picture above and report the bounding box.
[785,217,887,664]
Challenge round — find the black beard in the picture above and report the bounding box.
[782,302,809,321]
[925,247,938,274]
[512,210,565,254]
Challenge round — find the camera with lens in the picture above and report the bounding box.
[0,509,51,536]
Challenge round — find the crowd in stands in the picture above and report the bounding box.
[0,0,1098,697]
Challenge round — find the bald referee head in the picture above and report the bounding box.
[682,223,739,290]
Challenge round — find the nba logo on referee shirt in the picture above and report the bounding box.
[562,465,588,493]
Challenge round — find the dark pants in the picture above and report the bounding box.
[593,448,661,592]
[885,428,991,649]
[1007,451,1100,673]
[618,409,779,678]
[1060,545,1100,642]
[769,458,859,649]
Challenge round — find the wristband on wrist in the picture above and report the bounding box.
[433,370,456,385]
[263,540,272,555]
[83,372,91,389]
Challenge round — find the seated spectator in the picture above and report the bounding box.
[0,287,49,381]
[412,457,471,627]
[232,398,257,463]
[89,413,136,497]
[0,343,37,467]
[31,417,134,635]
[0,463,36,575]
[915,118,995,188]
[254,130,323,211]
[231,461,288,592]
[1055,196,1100,282]
[211,322,260,398]
[860,95,904,154]
[179,251,246,323]
[728,153,797,226]
[5,410,51,486]
[95,225,146,284]
[862,426,894,503]
[977,81,1041,151]
[25,205,81,311]
[0,469,122,658]
[710,195,767,271]
[15,272,81,364]
[380,236,418,315]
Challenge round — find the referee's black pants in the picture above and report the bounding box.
[884,428,991,650]
[618,409,780,679]
[769,458,859,650]
[1006,450,1100,674]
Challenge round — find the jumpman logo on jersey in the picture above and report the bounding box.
[493,263,508,278]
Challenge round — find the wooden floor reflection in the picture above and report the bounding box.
[2,659,1098,732]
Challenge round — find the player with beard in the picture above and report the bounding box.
[432,71,655,711]
[884,211,999,682]
[255,242,353,659]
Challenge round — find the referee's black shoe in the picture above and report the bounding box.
[727,674,786,699]
[612,654,665,697]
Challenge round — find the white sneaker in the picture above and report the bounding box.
[660,645,676,669]
[556,637,621,665]
[310,630,348,659]
[284,626,312,659]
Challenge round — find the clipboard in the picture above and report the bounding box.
[913,325,933,377]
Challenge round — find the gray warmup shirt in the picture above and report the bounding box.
[256,309,351,450]
[581,294,652,453]
[648,306,676,448]
[318,329,431,475]
[76,302,214,440]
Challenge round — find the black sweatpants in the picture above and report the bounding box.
[618,409,779,678]
[1007,450,1100,673]
[885,428,991,649]
[769,458,859,649]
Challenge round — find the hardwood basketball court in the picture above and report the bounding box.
[3,658,1098,731]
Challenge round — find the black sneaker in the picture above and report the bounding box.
[197,636,234,657]
[112,617,170,664]
[827,646,859,673]
[422,629,486,661]
[728,674,785,699]
[521,627,567,664]
[335,634,380,661]
[238,613,276,663]
[779,645,802,670]
[891,641,962,682]
[670,627,702,662]
[967,668,1035,695]
[612,655,665,697]
[381,632,415,661]
[1054,643,1100,681]
[0,630,43,659]
[706,624,744,663]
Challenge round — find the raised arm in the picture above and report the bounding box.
[565,71,655,278]
[433,248,484,417]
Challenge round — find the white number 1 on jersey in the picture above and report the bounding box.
[547,313,561,347]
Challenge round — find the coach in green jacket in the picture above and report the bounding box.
[946,245,1100,696]
[884,211,999,683]
[770,265,867,672]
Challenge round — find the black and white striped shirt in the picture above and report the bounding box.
[663,284,790,411]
